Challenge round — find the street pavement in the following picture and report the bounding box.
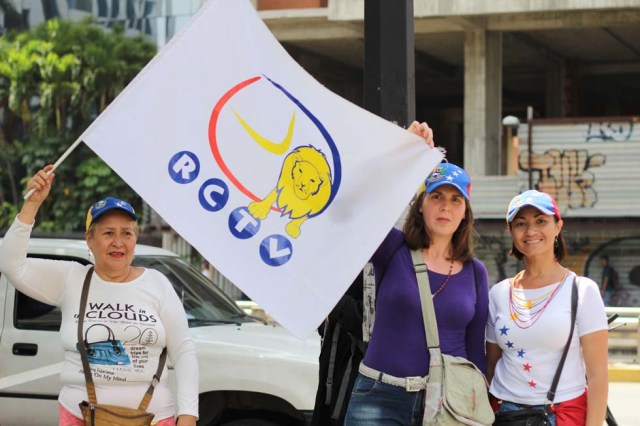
[608,381,640,426]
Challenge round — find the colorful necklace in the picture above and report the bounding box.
[509,268,569,329]
[510,280,558,308]
[432,259,455,297]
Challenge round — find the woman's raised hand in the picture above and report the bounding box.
[18,165,55,224]
[408,121,435,149]
[25,165,55,204]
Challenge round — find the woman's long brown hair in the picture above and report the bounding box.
[403,191,476,263]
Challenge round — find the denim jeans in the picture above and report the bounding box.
[344,374,424,426]
[498,400,557,426]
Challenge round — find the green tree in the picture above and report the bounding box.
[0,18,156,232]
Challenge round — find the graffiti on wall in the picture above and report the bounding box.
[519,149,606,210]
[585,121,634,141]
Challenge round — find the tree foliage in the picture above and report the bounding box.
[0,18,156,232]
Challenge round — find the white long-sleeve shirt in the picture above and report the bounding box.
[0,217,199,420]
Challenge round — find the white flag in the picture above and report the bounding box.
[81,0,443,338]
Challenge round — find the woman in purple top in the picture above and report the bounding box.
[344,149,490,425]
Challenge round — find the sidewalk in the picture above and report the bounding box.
[608,382,640,426]
[609,362,640,382]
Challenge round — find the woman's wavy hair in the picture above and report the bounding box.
[508,216,567,262]
[403,190,476,263]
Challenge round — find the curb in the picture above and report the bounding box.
[609,363,640,382]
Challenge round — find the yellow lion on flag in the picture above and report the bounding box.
[248,145,332,238]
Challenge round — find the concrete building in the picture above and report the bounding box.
[4,0,640,304]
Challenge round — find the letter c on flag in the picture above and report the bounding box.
[199,178,229,212]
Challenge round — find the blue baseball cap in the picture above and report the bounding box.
[418,163,471,201]
[86,197,138,231]
[506,190,561,223]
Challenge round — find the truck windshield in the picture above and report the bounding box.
[132,256,252,327]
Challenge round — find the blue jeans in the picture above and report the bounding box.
[344,374,424,425]
[498,401,557,426]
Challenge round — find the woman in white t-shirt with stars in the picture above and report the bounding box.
[486,190,608,426]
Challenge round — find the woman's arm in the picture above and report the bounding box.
[581,329,608,426]
[485,342,502,384]
[160,275,199,420]
[0,165,71,305]
[177,414,197,426]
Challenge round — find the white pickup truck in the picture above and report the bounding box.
[0,237,320,425]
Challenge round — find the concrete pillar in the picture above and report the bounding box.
[463,30,502,177]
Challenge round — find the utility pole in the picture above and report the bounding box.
[363,0,415,128]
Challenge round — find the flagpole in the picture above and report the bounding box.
[23,137,85,200]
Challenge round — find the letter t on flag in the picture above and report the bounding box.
[80,0,443,338]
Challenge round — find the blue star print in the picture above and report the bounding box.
[506,341,514,349]
[500,326,509,335]
[517,349,525,358]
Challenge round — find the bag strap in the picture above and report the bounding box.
[410,249,445,426]
[76,267,168,411]
[330,338,357,420]
[410,249,440,349]
[139,347,168,411]
[324,322,341,405]
[545,275,579,407]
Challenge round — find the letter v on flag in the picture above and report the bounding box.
[80,0,443,338]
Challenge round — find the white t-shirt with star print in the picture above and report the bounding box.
[486,271,607,405]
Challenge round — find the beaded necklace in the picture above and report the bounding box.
[509,268,569,329]
[432,259,455,297]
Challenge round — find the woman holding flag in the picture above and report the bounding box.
[344,122,490,425]
[0,165,199,425]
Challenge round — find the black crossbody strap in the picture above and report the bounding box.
[331,338,356,420]
[545,276,579,406]
[76,266,167,410]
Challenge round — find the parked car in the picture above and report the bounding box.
[0,237,320,426]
